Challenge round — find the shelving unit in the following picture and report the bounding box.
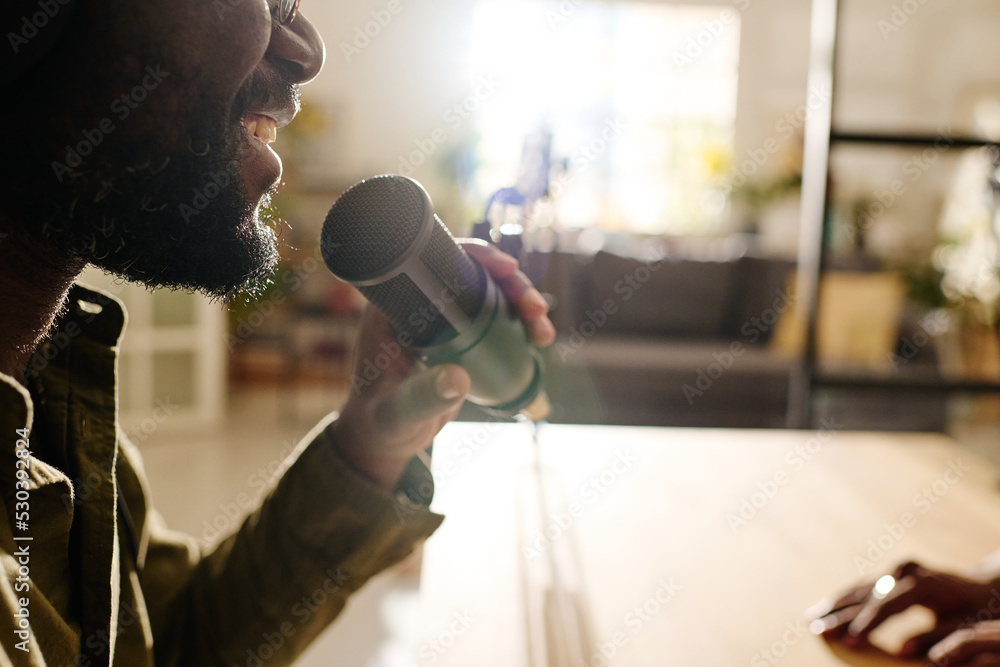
[790,0,1000,428]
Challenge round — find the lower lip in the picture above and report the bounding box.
[239,122,282,196]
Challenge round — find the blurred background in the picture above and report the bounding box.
[78,0,1000,663]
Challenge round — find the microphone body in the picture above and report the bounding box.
[321,175,544,416]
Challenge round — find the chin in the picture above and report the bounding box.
[15,101,286,300]
[88,189,282,301]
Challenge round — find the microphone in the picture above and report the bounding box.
[320,174,548,418]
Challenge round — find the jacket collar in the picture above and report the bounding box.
[1,284,126,461]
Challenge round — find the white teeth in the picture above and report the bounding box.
[241,114,278,145]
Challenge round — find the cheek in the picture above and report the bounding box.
[111,1,273,153]
[189,0,272,97]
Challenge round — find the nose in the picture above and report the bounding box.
[268,11,326,84]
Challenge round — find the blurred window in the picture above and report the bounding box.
[469,1,741,235]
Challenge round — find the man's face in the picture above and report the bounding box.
[4,0,325,299]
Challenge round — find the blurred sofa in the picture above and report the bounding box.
[524,249,798,428]
[496,248,949,431]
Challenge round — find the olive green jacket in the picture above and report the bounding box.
[0,286,443,666]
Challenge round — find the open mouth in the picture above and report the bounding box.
[241,114,278,144]
[236,112,284,197]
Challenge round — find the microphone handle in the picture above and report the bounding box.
[418,264,544,415]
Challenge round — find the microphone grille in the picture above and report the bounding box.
[321,175,428,282]
[362,273,456,346]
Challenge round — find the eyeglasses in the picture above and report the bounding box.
[277,0,301,25]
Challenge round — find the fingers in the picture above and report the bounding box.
[814,561,956,648]
[378,363,471,429]
[845,575,920,646]
[462,239,520,278]
[810,583,875,621]
[460,240,556,347]
[813,560,1000,663]
[901,622,963,658]
[929,622,1000,666]
[495,269,548,318]
[812,605,863,639]
[353,306,416,380]
[811,573,921,646]
[809,582,875,639]
[506,280,556,347]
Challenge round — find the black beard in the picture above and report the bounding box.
[7,96,281,302]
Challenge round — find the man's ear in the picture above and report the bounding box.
[1,0,79,85]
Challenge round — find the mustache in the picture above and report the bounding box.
[230,68,301,125]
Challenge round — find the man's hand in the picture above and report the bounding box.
[328,240,555,491]
[810,560,1000,664]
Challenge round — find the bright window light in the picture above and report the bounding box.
[468,1,740,235]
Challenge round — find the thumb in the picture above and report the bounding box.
[379,364,471,428]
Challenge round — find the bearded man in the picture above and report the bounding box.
[0,1,554,664]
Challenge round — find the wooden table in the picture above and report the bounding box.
[418,424,1000,667]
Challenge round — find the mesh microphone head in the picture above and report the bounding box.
[321,175,488,348]
[320,175,427,283]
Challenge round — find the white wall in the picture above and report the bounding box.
[733,0,1000,257]
[292,0,478,198]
